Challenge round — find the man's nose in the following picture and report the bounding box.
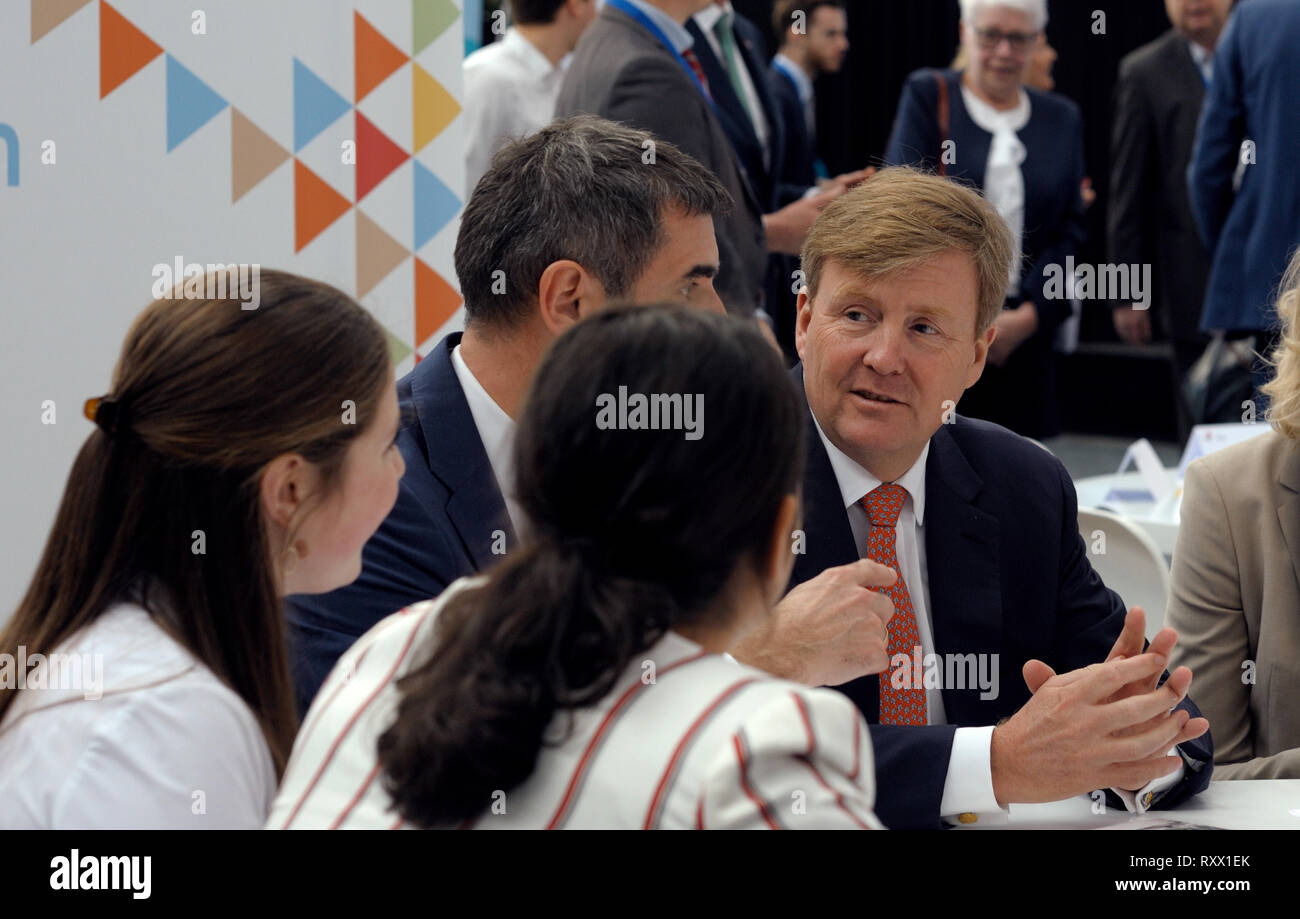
[862,324,905,374]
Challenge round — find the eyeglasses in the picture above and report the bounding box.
[972,27,1039,53]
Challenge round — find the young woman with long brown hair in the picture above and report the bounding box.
[0,270,404,828]
[270,305,882,829]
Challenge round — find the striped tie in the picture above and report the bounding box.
[863,484,928,726]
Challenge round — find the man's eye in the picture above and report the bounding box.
[914,323,939,335]
[846,309,867,321]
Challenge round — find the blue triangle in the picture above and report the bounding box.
[294,58,351,152]
[166,55,228,153]
[414,160,461,251]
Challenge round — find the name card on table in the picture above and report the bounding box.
[1107,438,1176,505]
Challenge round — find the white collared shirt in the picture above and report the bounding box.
[961,85,1031,299]
[773,52,815,141]
[0,602,277,828]
[692,2,771,168]
[1187,39,1214,86]
[810,414,1180,819]
[811,416,1003,821]
[451,344,521,535]
[463,27,570,190]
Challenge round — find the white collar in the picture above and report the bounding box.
[961,83,1030,133]
[774,53,813,104]
[622,0,695,54]
[450,344,519,531]
[501,27,562,78]
[692,2,732,32]
[1187,39,1213,66]
[810,412,930,525]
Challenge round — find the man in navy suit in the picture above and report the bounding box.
[1189,0,1300,390]
[769,0,849,194]
[783,167,1213,829]
[288,115,897,715]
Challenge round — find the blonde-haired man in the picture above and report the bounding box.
[785,168,1213,828]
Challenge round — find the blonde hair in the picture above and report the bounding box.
[800,167,1017,335]
[1263,247,1300,439]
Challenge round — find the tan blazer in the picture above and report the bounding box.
[1169,430,1300,778]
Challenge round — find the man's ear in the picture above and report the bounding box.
[537,260,604,334]
[794,288,813,362]
[967,322,997,388]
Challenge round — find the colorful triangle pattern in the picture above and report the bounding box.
[99,1,162,98]
[231,108,290,202]
[30,0,93,43]
[355,11,409,103]
[294,57,351,152]
[414,160,460,251]
[413,0,460,55]
[295,158,352,252]
[357,210,409,299]
[356,110,410,202]
[166,55,227,151]
[415,257,462,345]
[413,62,460,152]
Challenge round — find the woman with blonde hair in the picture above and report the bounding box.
[1168,247,1300,778]
[0,270,405,827]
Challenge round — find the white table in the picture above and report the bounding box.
[1074,470,1181,557]
[959,779,1300,830]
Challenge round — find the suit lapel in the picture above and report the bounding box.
[1275,442,1300,602]
[409,334,515,571]
[923,425,1004,723]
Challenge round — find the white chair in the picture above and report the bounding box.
[1077,507,1170,640]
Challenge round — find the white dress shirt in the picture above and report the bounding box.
[811,417,1180,819]
[692,2,771,169]
[961,85,1030,299]
[1187,39,1214,86]
[463,27,569,190]
[0,602,277,829]
[451,343,521,536]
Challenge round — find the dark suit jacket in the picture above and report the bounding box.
[770,62,817,199]
[555,4,767,318]
[1188,0,1300,332]
[885,68,1087,332]
[286,333,512,714]
[1109,29,1211,343]
[789,366,1213,828]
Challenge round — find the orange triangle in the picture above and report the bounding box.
[32,0,93,43]
[294,159,352,252]
[99,1,163,98]
[355,11,409,103]
[232,108,290,202]
[414,258,462,346]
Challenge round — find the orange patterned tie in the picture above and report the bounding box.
[863,484,928,726]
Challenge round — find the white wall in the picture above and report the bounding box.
[0,0,467,617]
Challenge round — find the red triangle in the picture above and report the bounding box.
[355,111,410,202]
[294,159,352,252]
[355,11,409,102]
[415,258,462,346]
[100,1,163,98]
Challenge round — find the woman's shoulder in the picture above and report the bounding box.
[1189,429,1295,491]
[1025,85,1082,126]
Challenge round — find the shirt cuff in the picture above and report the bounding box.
[1111,750,1184,814]
[940,725,1008,826]
[801,184,821,200]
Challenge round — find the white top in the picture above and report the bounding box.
[451,343,521,535]
[812,417,1179,818]
[269,577,882,829]
[463,27,569,191]
[1187,39,1213,86]
[960,85,1030,299]
[693,2,771,169]
[0,602,277,829]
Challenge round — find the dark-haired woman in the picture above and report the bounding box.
[270,305,882,829]
[0,270,404,828]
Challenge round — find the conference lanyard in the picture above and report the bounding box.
[605,0,712,104]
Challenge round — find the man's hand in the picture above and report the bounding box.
[987,301,1039,366]
[990,654,1209,806]
[763,187,841,255]
[1113,305,1152,345]
[818,167,876,193]
[729,558,896,685]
